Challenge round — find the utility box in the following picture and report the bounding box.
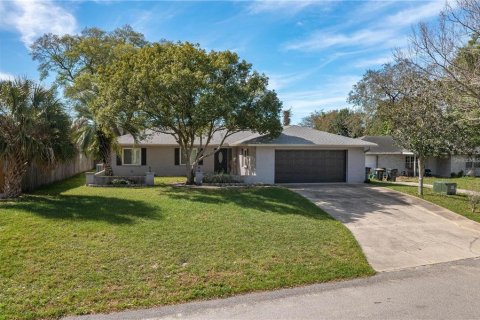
[433,181,457,195]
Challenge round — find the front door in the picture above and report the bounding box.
[214,148,229,173]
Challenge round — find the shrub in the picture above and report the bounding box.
[203,173,239,184]
[458,170,464,177]
[450,172,457,178]
[111,178,130,185]
[468,193,480,214]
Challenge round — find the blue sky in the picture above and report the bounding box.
[0,0,446,123]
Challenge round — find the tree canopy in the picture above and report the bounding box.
[30,25,147,175]
[350,61,474,195]
[96,41,283,183]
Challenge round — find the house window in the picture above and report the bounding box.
[180,148,198,165]
[405,156,415,170]
[123,148,141,165]
[242,148,249,168]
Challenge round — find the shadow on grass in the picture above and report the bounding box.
[31,173,87,195]
[2,194,161,224]
[163,186,333,221]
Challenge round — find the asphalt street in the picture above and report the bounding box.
[66,257,480,320]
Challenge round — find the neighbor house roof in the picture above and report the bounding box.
[118,126,377,148]
[359,136,413,155]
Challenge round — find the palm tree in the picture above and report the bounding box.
[71,105,117,176]
[0,78,75,198]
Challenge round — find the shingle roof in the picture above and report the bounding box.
[117,129,256,146]
[118,126,377,148]
[359,136,413,154]
[232,126,377,147]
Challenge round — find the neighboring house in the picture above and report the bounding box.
[113,125,376,184]
[360,136,480,177]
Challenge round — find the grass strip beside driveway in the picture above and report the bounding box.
[0,175,373,320]
[373,181,480,223]
[396,176,480,193]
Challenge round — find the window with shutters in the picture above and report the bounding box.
[122,148,141,165]
[180,148,198,165]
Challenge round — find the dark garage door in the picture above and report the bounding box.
[275,150,346,183]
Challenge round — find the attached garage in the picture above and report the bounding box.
[274,150,347,183]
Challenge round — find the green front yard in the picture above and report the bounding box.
[397,176,480,192]
[0,175,373,320]
[374,182,480,223]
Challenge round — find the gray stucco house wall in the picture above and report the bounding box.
[113,126,376,184]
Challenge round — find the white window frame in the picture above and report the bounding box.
[242,148,249,168]
[122,148,141,166]
[180,148,198,165]
[405,156,415,170]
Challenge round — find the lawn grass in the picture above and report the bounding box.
[0,175,373,320]
[397,176,480,192]
[373,181,480,223]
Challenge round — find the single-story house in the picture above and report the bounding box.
[360,135,480,177]
[113,125,377,184]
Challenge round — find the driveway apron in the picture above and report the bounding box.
[287,184,480,272]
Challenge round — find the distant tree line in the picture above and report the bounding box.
[300,108,390,138]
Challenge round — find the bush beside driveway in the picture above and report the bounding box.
[0,175,373,320]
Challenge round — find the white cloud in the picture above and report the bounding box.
[278,75,360,120]
[267,68,316,90]
[284,0,447,52]
[385,1,446,27]
[247,0,326,15]
[0,0,77,46]
[285,29,397,51]
[353,55,394,68]
[0,72,15,81]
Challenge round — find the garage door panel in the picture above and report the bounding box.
[275,150,346,183]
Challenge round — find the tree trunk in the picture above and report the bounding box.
[186,165,195,185]
[417,156,425,196]
[181,148,192,185]
[103,148,113,176]
[97,131,113,176]
[3,155,28,199]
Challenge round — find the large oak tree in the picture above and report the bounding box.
[30,26,147,175]
[96,42,283,184]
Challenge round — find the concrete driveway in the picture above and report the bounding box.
[287,184,480,272]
